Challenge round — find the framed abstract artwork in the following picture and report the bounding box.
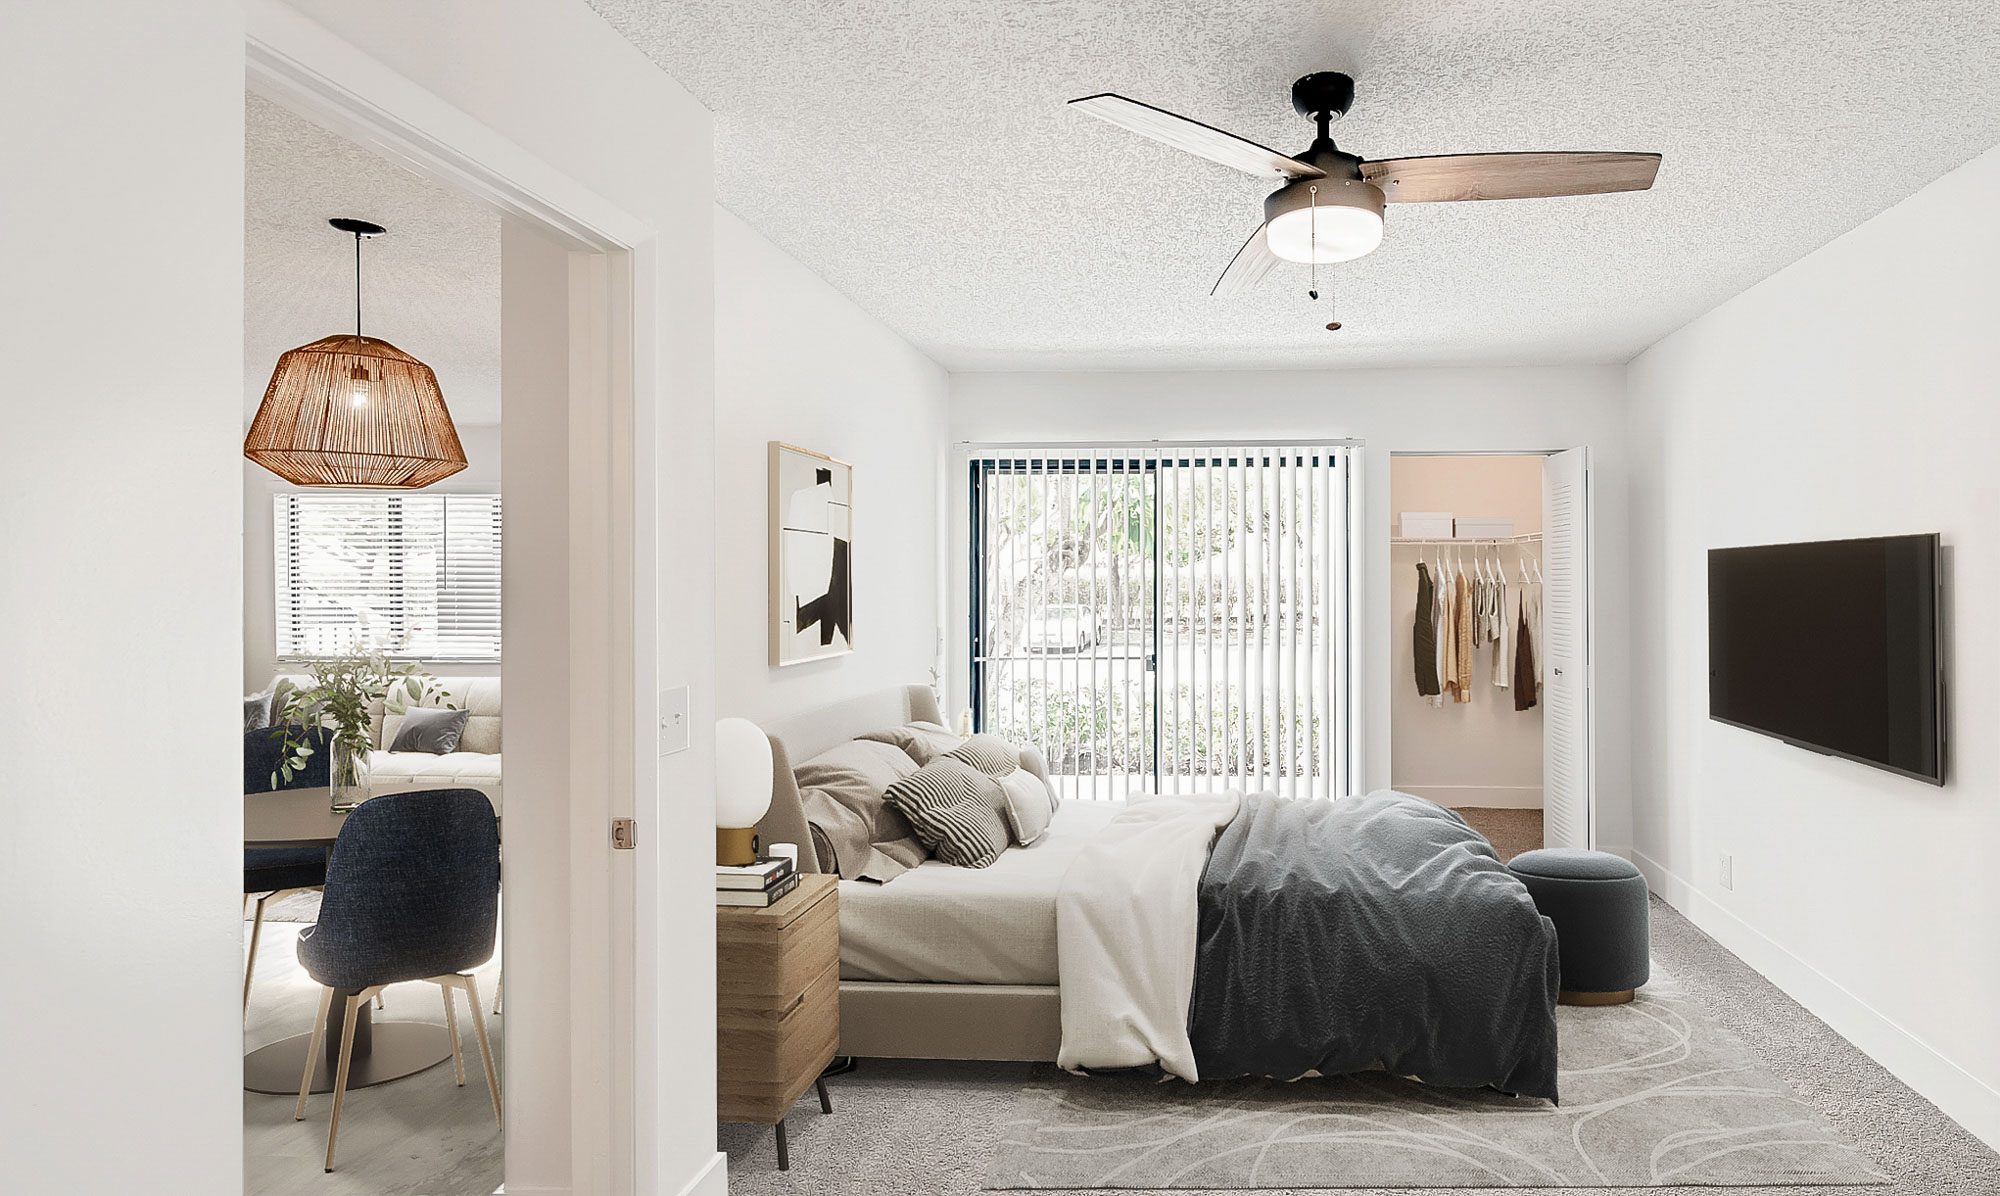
[769,442,853,666]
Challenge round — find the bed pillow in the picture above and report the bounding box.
[996,767,1055,846]
[943,732,1060,843]
[858,720,964,766]
[794,740,927,882]
[882,757,1012,868]
[944,733,1022,776]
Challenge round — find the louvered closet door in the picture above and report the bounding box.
[1541,447,1592,850]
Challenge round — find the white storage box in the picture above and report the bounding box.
[1400,512,1454,538]
[1455,517,1516,539]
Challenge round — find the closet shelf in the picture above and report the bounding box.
[1391,534,1543,546]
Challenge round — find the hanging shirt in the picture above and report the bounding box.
[1413,563,1440,699]
[1453,569,1475,703]
[1524,582,1544,690]
[1514,592,1538,711]
[1492,579,1512,689]
[1438,566,1458,703]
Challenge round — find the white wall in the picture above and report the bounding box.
[949,365,1633,852]
[243,423,502,689]
[1389,455,1545,809]
[0,2,245,1191]
[714,210,949,725]
[1627,141,2000,1149]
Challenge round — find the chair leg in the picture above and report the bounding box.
[461,974,503,1127]
[375,990,385,1011]
[817,1076,832,1114]
[243,894,271,1015]
[440,981,466,1086]
[295,985,335,1120]
[492,973,502,1016]
[323,991,367,1173]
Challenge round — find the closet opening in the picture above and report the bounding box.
[1389,450,1592,857]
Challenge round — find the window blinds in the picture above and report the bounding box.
[274,492,503,662]
[971,443,1355,801]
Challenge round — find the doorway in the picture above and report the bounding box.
[1388,450,1593,853]
[245,19,658,1194]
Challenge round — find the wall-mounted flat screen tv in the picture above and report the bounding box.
[1709,534,1944,784]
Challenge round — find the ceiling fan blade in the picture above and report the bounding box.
[1212,222,1281,297]
[1360,152,1661,203]
[1070,93,1326,180]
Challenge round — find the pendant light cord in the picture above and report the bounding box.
[353,231,364,341]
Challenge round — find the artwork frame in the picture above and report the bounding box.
[769,442,854,666]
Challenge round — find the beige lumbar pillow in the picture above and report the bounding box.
[882,757,1012,868]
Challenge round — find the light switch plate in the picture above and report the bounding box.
[1718,852,1734,891]
[658,686,690,756]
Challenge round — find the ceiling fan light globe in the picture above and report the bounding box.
[1265,205,1383,263]
[1262,175,1386,264]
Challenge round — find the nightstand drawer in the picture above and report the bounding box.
[717,890,837,999]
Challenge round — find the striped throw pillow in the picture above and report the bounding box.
[882,757,1012,868]
[944,733,1022,776]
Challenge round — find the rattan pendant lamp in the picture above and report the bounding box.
[244,218,467,488]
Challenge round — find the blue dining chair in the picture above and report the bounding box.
[243,724,333,1014]
[292,788,502,1172]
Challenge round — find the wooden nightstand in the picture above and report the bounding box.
[717,872,838,1170]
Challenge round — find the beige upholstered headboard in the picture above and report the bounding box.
[754,685,944,875]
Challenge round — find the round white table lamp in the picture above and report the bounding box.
[715,716,774,866]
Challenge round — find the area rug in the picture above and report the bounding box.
[985,969,1888,1189]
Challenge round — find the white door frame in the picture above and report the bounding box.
[245,4,661,1191]
[1383,449,1598,848]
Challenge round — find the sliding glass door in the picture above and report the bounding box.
[971,444,1355,800]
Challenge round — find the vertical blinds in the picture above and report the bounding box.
[971,443,1354,801]
[274,492,503,662]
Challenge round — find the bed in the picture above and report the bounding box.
[753,686,1563,1098]
[755,685,1073,1061]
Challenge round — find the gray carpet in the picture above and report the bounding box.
[987,970,1883,1188]
[719,897,2000,1195]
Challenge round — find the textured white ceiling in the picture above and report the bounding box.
[245,95,500,422]
[590,0,2000,372]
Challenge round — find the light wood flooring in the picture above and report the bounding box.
[243,911,503,1195]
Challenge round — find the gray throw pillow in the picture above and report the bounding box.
[243,690,274,732]
[389,706,470,754]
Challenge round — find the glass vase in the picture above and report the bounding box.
[329,738,372,813]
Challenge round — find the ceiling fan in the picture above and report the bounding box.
[1069,72,1662,297]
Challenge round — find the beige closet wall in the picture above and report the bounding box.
[1389,455,1544,808]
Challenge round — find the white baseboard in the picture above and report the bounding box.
[1634,849,2000,1153]
[672,1152,728,1196]
[1399,784,1543,809]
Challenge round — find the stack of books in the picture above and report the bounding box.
[716,855,799,907]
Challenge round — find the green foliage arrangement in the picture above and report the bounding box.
[270,647,455,789]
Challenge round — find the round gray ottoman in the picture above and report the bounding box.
[1507,848,1650,1006]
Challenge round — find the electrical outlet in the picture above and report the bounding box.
[1718,852,1734,891]
[658,685,690,756]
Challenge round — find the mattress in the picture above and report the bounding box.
[837,799,1124,985]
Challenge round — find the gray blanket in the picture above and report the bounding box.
[1188,791,1561,1101]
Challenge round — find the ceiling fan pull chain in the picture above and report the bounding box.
[1326,266,1341,332]
[1306,184,1320,299]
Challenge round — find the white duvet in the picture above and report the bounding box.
[1053,790,1242,1081]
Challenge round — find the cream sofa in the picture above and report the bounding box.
[270,674,502,795]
